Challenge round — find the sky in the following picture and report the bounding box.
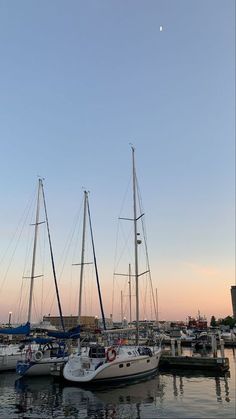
[0,0,235,324]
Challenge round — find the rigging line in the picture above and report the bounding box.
[40,222,46,321]
[135,173,158,321]
[0,188,37,295]
[118,173,132,219]
[16,276,25,324]
[68,266,73,315]
[137,185,158,322]
[114,221,133,273]
[0,183,37,268]
[8,187,38,319]
[69,206,87,317]
[41,180,65,332]
[144,274,148,320]
[46,196,84,312]
[32,292,39,323]
[150,277,153,320]
[59,198,84,280]
[87,196,106,330]
[111,217,120,318]
[20,188,39,299]
[88,265,94,317]
[18,279,29,323]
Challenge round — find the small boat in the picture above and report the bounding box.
[16,339,68,376]
[0,342,38,372]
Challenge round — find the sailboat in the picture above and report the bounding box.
[0,181,45,371]
[51,189,107,378]
[63,147,162,384]
[16,179,70,376]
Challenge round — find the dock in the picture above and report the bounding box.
[160,353,229,372]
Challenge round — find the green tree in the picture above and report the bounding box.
[210,315,217,327]
[219,316,235,328]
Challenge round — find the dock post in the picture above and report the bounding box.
[171,338,175,357]
[177,339,181,356]
[220,338,225,358]
[211,334,217,357]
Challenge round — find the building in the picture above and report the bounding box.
[188,315,207,330]
[43,315,96,330]
[231,285,236,319]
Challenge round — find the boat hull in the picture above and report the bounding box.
[0,353,26,372]
[63,348,161,384]
[17,357,68,377]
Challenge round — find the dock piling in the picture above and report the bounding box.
[220,339,225,358]
[171,338,175,357]
[177,339,181,356]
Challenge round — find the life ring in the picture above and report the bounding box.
[106,347,116,362]
[32,350,43,362]
[25,348,32,361]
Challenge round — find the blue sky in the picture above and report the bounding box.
[0,0,235,322]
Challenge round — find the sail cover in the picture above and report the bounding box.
[47,325,80,339]
[0,321,30,335]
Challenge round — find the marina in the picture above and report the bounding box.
[0,1,234,418]
[0,348,235,418]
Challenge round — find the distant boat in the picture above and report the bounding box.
[63,147,162,384]
[0,342,39,372]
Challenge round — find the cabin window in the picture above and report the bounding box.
[126,363,130,367]
[147,359,150,363]
[128,351,132,355]
[119,364,124,368]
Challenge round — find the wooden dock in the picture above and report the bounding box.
[160,353,229,372]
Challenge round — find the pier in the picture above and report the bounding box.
[160,353,229,372]
[160,336,230,373]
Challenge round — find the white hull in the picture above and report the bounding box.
[63,346,161,384]
[0,353,26,372]
[17,356,68,377]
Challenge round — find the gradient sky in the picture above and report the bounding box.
[0,0,235,324]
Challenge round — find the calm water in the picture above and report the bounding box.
[0,348,235,418]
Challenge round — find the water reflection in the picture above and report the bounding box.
[14,377,62,417]
[14,374,166,418]
[172,374,184,399]
[61,375,165,419]
[13,368,232,418]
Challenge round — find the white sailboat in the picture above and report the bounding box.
[16,179,69,377]
[63,147,162,384]
[0,180,44,372]
[0,342,38,372]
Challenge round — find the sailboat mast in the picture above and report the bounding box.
[132,147,139,345]
[128,263,132,325]
[27,179,41,324]
[87,197,107,330]
[156,288,159,327]
[121,290,124,325]
[78,190,88,325]
[41,180,65,332]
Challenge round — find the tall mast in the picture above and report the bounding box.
[87,196,107,330]
[156,288,159,327]
[132,146,139,345]
[27,179,41,323]
[41,180,65,332]
[128,263,132,325]
[121,290,124,325]
[78,190,88,325]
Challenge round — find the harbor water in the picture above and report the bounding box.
[0,348,235,418]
